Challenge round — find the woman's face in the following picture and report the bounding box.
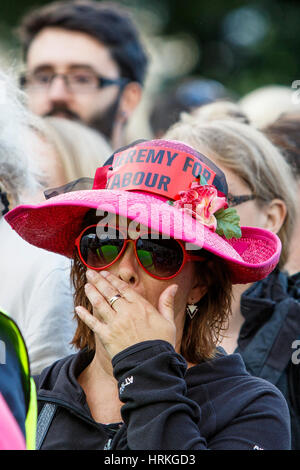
[204,153,277,230]
[82,216,206,334]
[105,244,203,335]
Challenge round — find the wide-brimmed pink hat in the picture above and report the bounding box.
[5,139,281,284]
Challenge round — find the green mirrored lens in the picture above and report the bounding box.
[80,228,123,268]
[137,249,155,273]
[97,245,119,264]
[136,238,184,278]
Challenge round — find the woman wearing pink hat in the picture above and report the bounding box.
[164,102,300,449]
[5,139,290,450]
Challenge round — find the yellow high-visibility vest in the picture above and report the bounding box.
[0,308,37,450]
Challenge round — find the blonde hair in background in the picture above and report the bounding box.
[238,85,300,129]
[41,117,112,182]
[164,101,298,269]
[189,100,250,125]
[0,67,42,210]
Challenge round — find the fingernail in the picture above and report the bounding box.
[100,270,109,278]
[75,306,84,316]
[172,285,178,296]
[86,269,97,281]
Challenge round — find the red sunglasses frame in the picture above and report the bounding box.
[75,224,205,280]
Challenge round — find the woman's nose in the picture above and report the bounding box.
[113,241,139,285]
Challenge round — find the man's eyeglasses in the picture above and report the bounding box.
[20,69,129,93]
[227,193,256,207]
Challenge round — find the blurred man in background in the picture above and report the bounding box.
[17,0,148,149]
[149,78,235,138]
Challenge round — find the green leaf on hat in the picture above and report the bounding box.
[215,207,242,239]
[200,174,208,186]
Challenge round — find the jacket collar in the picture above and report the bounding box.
[37,348,95,420]
[239,269,290,343]
[237,269,300,379]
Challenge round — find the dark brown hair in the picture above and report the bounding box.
[70,210,232,363]
[18,0,148,85]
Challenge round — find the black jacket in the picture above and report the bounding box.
[236,269,300,449]
[34,340,291,450]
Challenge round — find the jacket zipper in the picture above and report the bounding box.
[38,396,107,430]
[38,395,123,449]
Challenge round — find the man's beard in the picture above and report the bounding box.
[88,93,121,140]
[43,93,121,140]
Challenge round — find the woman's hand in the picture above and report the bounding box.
[75,270,178,359]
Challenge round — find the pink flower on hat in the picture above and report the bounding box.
[173,182,228,231]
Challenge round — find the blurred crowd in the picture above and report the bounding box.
[0,0,299,451]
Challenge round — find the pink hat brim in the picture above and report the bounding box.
[5,189,281,284]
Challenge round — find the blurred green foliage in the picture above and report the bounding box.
[0,0,299,96]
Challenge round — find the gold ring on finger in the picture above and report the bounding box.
[108,294,122,308]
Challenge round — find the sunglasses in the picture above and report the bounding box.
[227,193,256,207]
[75,224,205,280]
